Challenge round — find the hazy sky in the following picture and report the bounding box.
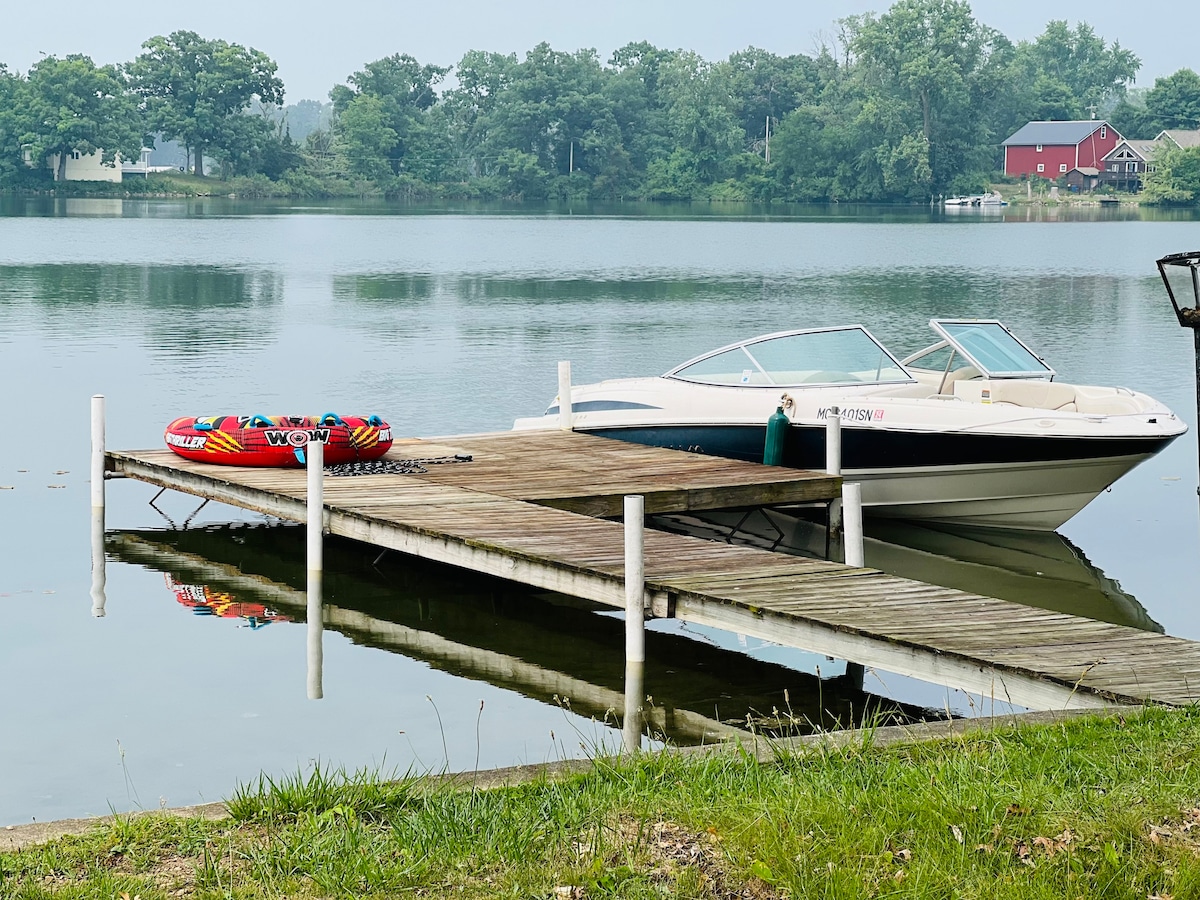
[2,0,1194,103]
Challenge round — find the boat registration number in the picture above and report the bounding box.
[816,408,884,422]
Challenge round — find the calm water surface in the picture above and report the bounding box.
[3,198,1200,824]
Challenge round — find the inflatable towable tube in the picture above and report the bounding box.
[164,413,393,467]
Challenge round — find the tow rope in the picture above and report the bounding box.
[324,455,473,477]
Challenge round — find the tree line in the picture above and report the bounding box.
[2,0,1199,203]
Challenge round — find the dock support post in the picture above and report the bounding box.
[826,406,844,554]
[558,361,573,431]
[844,662,866,692]
[90,395,107,617]
[843,482,865,568]
[307,439,325,700]
[624,494,645,753]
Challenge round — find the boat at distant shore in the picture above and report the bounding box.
[943,191,1007,208]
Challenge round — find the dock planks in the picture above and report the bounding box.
[107,430,1200,711]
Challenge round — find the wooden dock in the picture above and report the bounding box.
[106,430,1200,711]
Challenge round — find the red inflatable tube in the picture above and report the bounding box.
[164,413,393,467]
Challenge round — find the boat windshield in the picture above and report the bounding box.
[666,326,913,387]
[930,320,1054,379]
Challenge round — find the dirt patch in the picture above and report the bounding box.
[560,817,781,899]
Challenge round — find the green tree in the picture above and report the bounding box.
[603,42,677,188]
[330,54,448,182]
[257,127,303,180]
[338,94,398,180]
[0,64,25,184]
[488,44,614,179]
[131,31,284,176]
[1027,75,1082,121]
[494,148,550,198]
[1142,142,1200,205]
[1144,69,1200,132]
[1109,89,1153,138]
[719,47,820,150]
[21,54,143,182]
[843,0,1002,198]
[1010,21,1139,122]
[442,50,519,179]
[766,43,875,202]
[657,51,742,188]
[443,43,620,195]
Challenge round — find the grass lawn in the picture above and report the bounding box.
[4,706,1200,898]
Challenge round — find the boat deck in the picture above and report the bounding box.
[106,430,1200,710]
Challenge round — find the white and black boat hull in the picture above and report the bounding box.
[582,422,1172,531]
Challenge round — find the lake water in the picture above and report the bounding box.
[3,197,1200,825]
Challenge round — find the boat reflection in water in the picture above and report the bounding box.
[655,509,1161,633]
[107,524,949,744]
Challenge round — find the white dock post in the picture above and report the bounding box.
[558,361,573,431]
[843,482,865,568]
[825,405,843,475]
[624,494,645,662]
[826,406,844,540]
[90,395,105,512]
[623,657,645,755]
[90,508,107,618]
[90,395,107,617]
[306,439,325,700]
[623,494,645,753]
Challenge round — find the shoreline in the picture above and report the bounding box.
[3,704,1140,852]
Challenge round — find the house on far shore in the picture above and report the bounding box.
[1098,138,1161,191]
[1098,129,1200,192]
[1002,120,1122,181]
[23,147,175,182]
[44,149,124,182]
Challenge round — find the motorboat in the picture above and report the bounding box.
[943,191,1007,207]
[513,319,1185,530]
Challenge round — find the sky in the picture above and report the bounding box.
[1,0,1194,103]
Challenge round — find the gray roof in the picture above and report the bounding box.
[1161,129,1200,148]
[1103,139,1161,162]
[1002,120,1113,147]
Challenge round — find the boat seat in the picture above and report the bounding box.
[1073,385,1145,415]
[952,379,1078,410]
[939,366,980,389]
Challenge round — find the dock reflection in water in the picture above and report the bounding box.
[656,509,1162,633]
[106,524,948,745]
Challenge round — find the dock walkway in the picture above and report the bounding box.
[107,430,1200,711]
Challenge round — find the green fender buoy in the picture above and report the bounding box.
[763,405,790,465]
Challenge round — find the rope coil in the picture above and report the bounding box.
[324,455,473,476]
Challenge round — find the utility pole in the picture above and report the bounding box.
[765,116,771,164]
[569,140,573,174]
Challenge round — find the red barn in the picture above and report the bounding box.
[1002,121,1122,180]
